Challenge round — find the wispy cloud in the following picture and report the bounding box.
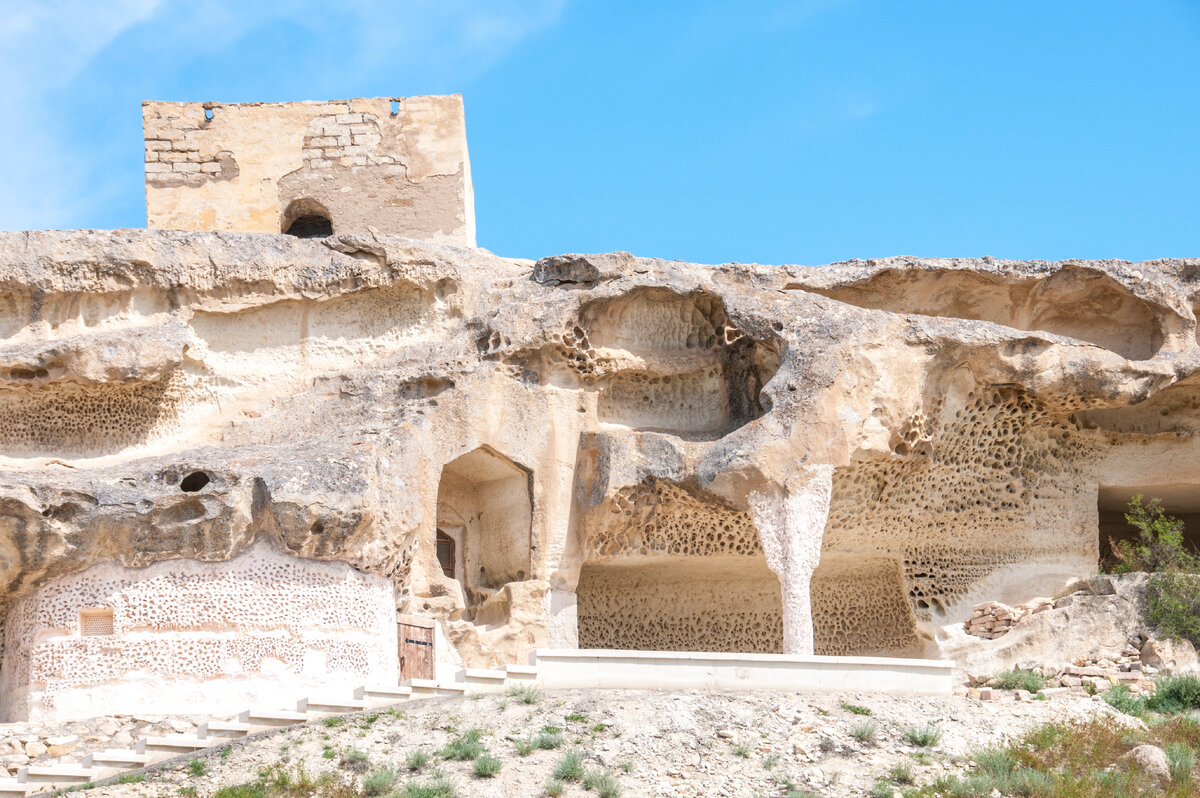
[0,0,565,230]
[0,0,162,228]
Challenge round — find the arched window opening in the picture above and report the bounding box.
[436,530,456,579]
[282,198,333,238]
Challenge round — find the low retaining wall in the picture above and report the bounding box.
[532,649,954,696]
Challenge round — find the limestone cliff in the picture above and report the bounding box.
[0,229,1196,719]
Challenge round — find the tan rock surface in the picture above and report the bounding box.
[0,229,1199,718]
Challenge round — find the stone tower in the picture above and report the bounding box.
[143,95,475,246]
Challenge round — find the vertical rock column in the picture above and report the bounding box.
[748,466,834,655]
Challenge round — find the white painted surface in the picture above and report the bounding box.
[531,649,954,696]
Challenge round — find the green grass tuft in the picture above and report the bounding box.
[553,750,585,782]
[850,721,877,743]
[902,725,942,748]
[472,754,502,778]
[439,729,485,761]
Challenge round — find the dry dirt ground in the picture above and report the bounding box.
[65,688,1141,798]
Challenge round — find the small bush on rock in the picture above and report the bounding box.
[1146,674,1200,714]
[1103,683,1148,717]
[994,668,1045,693]
[1147,572,1200,646]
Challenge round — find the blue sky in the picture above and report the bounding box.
[2,1,1198,264]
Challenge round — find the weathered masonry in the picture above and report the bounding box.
[143,95,474,245]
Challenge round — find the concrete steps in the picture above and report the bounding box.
[456,667,508,692]
[238,707,308,732]
[361,685,413,708]
[401,678,467,698]
[298,696,369,715]
[17,762,108,790]
[0,661,541,794]
[91,748,153,768]
[0,779,38,798]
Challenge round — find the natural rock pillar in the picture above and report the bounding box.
[748,466,834,655]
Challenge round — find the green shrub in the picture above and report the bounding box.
[1103,683,1147,717]
[515,738,536,756]
[1147,674,1200,714]
[1167,741,1196,784]
[323,716,346,728]
[545,779,565,797]
[553,750,585,782]
[115,773,146,784]
[840,702,871,716]
[732,742,750,758]
[993,668,1045,693]
[439,729,485,761]
[472,754,502,778]
[405,750,431,771]
[902,725,941,747]
[187,759,207,777]
[363,767,398,796]
[1111,495,1199,573]
[850,721,877,743]
[1147,571,1200,645]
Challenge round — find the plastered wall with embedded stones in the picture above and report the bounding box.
[0,543,396,722]
[144,95,474,245]
[1,95,1200,721]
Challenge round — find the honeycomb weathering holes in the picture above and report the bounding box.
[550,288,779,437]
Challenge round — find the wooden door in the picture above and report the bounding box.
[398,618,435,682]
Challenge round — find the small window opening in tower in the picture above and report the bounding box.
[436,530,456,578]
[80,607,114,637]
[204,107,214,121]
[390,100,400,115]
[282,198,333,238]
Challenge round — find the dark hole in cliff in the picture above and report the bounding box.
[204,107,214,121]
[180,471,211,492]
[286,215,333,238]
[282,197,333,238]
[390,100,400,115]
[311,521,325,534]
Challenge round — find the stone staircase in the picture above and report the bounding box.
[0,663,537,797]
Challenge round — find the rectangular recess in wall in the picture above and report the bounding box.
[79,607,114,636]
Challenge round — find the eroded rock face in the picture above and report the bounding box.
[0,231,1198,719]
